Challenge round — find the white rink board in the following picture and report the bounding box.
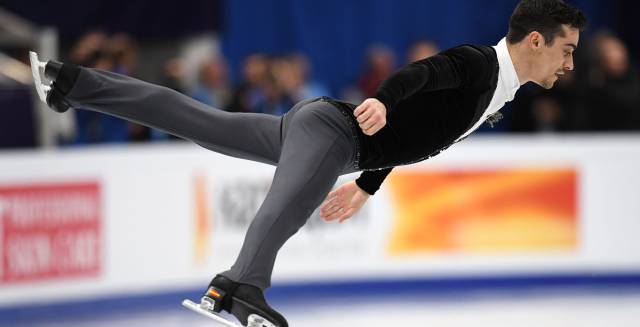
[0,134,639,306]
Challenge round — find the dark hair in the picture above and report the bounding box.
[507,0,588,46]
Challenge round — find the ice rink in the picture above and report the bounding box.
[5,286,640,327]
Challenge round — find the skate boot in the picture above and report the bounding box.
[29,51,79,113]
[200,275,288,327]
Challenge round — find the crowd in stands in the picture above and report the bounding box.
[510,30,640,132]
[30,30,640,145]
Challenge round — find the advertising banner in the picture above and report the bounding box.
[0,182,101,284]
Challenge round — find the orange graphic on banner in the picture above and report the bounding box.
[194,174,210,266]
[387,168,577,255]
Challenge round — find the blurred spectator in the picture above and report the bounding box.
[155,57,187,141]
[407,40,439,63]
[342,45,396,104]
[67,37,130,145]
[255,58,294,115]
[160,57,187,93]
[67,30,109,66]
[229,53,329,115]
[584,31,640,131]
[106,33,139,76]
[71,45,129,144]
[357,45,396,99]
[228,54,270,113]
[527,94,569,132]
[276,53,330,102]
[191,56,232,109]
[509,70,588,133]
[105,33,154,142]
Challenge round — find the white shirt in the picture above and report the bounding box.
[455,37,521,141]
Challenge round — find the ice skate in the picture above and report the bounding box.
[29,51,73,113]
[29,51,51,103]
[182,275,288,327]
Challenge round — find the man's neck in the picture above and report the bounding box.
[506,41,531,86]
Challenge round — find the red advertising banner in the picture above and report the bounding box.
[0,182,101,283]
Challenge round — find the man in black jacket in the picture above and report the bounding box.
[321,0,586,218]
[30,1,586,326]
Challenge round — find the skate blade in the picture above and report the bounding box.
[182,299,243,327]
[28,51,48,103]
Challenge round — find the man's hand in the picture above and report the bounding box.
[354,98,387,136]
[320,181,370,223]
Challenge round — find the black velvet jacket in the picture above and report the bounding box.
[330,44,500,195]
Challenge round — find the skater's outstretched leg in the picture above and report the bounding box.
[30,52,291,165]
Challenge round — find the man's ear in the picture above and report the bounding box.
[528,31,545,50]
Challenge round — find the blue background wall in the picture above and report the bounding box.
[220,0,608,94]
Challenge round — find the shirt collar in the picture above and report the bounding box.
[494,37,521,101]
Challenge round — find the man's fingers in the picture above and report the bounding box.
[356,107,373,124]
[359,109,384,126]
[321,195,346,216]
[359,114,382,131]
[327,189,338,198]
[321,193,337,206]
[323,205,359,222]
[338,208,356,223]
[323,192,342,207]
[321,189,340,209]
[328,186,345,199]
[359,120,375,132]
[354,102,369,117]
[322,206,345,221]
[320,198,341,215]
[374,121,385,132]
[362,121,384,136]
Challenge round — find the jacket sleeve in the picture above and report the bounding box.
[374,45,491,114]
[355,168,393,195]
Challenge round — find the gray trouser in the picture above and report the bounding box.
[65,68,358,290]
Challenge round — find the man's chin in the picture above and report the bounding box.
[536,79,556,89]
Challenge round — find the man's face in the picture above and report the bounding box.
[532,25,580,89]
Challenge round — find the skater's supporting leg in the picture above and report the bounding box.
[221,100,356,289]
